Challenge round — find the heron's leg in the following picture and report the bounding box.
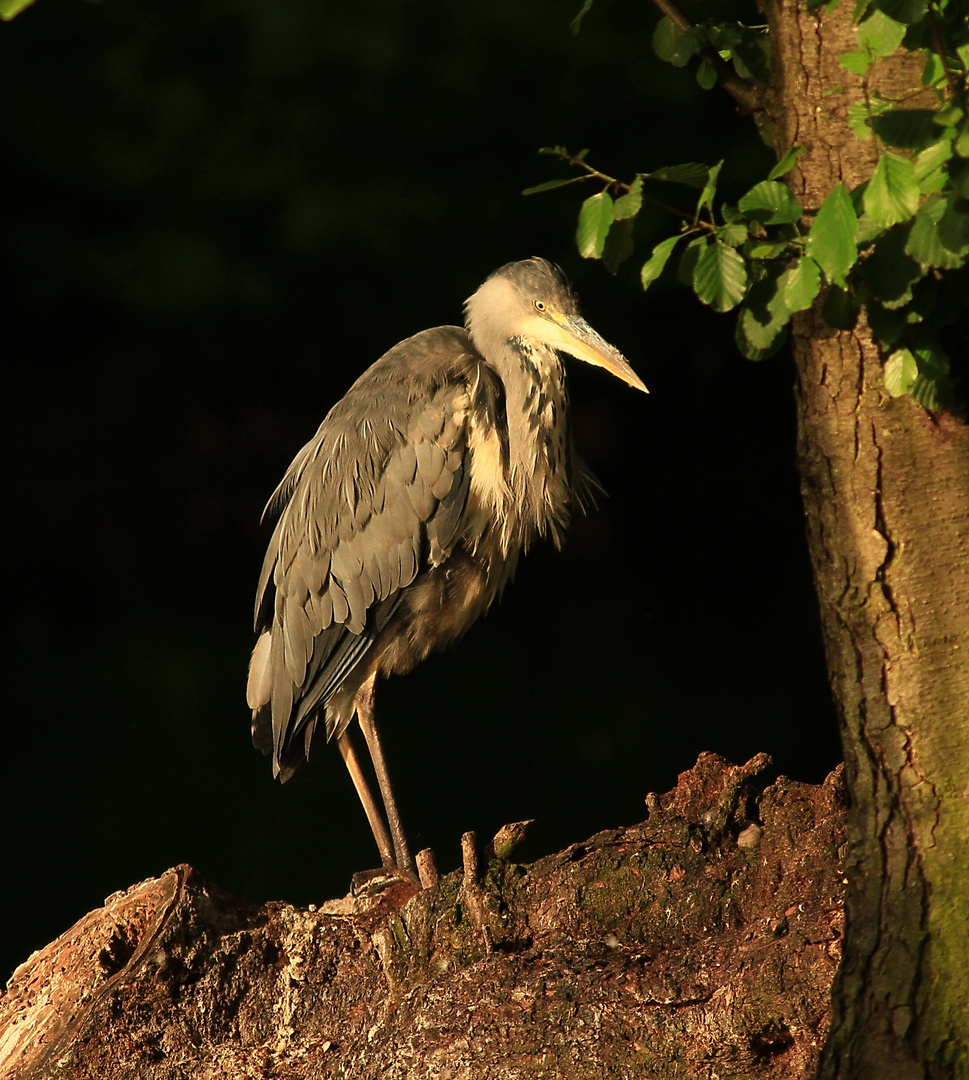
[337,731,394,868]
[355,673,415,873]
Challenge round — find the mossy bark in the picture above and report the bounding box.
[757,1,969,1076]
[0,755,845,1079]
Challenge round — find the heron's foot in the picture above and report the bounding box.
[351,864,421,898]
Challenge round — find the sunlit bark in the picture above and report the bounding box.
[759,2,969,1074]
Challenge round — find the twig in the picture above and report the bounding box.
[459,831,492,952]
[927,2,958,98]
[542,148,718,230]
[649,0,761,113]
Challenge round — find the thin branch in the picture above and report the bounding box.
[927,2,958,98]
[542,147,716,229]
[651,0,692,34]
[649,0,762,114]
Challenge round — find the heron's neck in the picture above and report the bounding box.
[502,339,573,542]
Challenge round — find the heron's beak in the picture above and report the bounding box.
[550,314,648,394]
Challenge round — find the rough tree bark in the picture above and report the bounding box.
[0,755,845,1079]
[757,1,969,1076]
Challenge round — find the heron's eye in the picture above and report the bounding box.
[534,300,547,312]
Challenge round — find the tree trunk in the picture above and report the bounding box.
[0,755,845,1079]
[758,1,969,1075]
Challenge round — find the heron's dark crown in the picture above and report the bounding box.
[486,257,580,313]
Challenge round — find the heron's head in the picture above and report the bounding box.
[464,257,647,393]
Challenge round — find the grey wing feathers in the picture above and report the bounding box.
[250,327,481,774]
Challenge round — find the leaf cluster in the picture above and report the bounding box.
[530,1,969,411]
[652,15,770,91]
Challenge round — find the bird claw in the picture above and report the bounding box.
[350,865,421,898]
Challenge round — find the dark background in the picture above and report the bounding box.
[2,0,840,982]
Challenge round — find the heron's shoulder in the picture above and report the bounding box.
[264,327,490,520]
[355,325,483,395]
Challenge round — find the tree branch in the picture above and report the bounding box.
[649,0,762,114]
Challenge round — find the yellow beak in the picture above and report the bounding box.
[547,313,648,393]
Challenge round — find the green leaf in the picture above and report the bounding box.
[729,30,770,84]
[745,239,793,258]
[905,196,966,268]
[736,312,790,360]
[855,212,887,245]
[613,177,643,220]
[864,152,920,228]
[737,180,803,224]
[601,218,635,275]
[768,145,805,181]
[646,163,710,189]
[872,0,927,23]
[576,191,615,259]
[640,234,683,291]
[677,235,707,286]
[718,221,749,246]
[933,102,965,131]
[848,95,892,140]
[856,9,907,56]
[693,240,748,312]
[806,184,859,285]
[840,10,906,71]
[840,48,875,74]
[863,224,925,307]
[696,160,723,222]
[0,0,34,16]
[914,137,954,195]
[937,196,969,255]
[906,338,952,411]
[653,17,707,67]
[956,125,969,159]
[736,304,790,360]
[883,348,919,395]
[522,177,584,196]
[910,375,940,410]
[872,110,944,150]
[652,16,678,61]
[737,263,791,356]
[709,23,771,83]
[697,59,717,90]
[708,22,741,49]
[921,52,946,87]
[774,256,822,314]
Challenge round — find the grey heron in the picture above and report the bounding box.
[248,257,646,875]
